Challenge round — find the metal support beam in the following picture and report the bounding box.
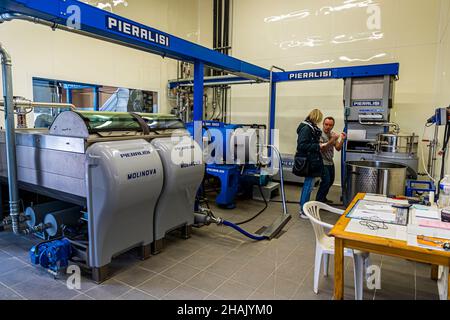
[274,63,399,83]
[269,82,276,147]
[193,61,204,147]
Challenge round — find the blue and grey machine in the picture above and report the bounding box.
[135,114,205,255]
[0,111,203,281]
[0,0,271,281]
[185,121,268,209]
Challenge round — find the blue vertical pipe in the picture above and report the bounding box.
[93,86,99,111]
[66,88,72,104]
[193,61,204,147]
[268,81,277,147]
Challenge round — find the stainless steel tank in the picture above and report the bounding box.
[344,161,407,206]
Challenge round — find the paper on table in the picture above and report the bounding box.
[354,210,397,223]
[386,198,410,205]
[347,199,398,224]
[409,223,450,236]
[345,219,407,241]
[366,204,396,212]
[418,219,450,230]
[413,207,440,220]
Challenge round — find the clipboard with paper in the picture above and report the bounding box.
[346,199,410,226]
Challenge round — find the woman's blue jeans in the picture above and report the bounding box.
[300,177,315,213]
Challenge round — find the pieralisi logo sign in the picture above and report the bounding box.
[106,16,170,47]
[288,70,333,80]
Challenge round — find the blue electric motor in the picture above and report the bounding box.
[30,238,73,274]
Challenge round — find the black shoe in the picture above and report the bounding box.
[324,199,334,205]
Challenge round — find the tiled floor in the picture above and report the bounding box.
[0,185,440,300]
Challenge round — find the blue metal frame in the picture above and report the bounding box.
[274,63,399,83]
[266,63,400,145]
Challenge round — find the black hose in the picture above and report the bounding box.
[233,184,268,226]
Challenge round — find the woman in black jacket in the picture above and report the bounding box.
[295,109,324,219]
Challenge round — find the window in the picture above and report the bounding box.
[32,77,159,128]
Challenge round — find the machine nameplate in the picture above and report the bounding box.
[120,150,152,159]
[127,169,157,180]
[353,101,383,107]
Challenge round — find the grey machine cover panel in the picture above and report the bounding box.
[0,137,86,198]
[86,139,164,267]
[152,137,204,241]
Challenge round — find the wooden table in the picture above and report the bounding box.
[329,193,450,300]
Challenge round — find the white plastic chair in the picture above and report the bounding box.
[303,201,370,300]
[437,266,449,300]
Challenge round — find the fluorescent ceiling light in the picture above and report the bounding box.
[339,53,386,62]
[295,60,335,66]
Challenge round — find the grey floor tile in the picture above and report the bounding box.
[0,283,24,300]
[248,290,286,300]
[71,293,94,300]
[113,266,156,287]
[139,255,178,273]
[163,247,198,261]
[0,257,28,274]
[274,258,314,284]
[0,250,11,260]
[201,244,234,258]
[257,244,297,265]
[118,289,158,300]
[213,279,255,300]
[138,274,181,299]
[186,271,227,293]
[12,277,80,300]
[204,294,225,300]
[254,274,299,299]
[182,252,221,270]
[0,265,42,287]
[162,263,202,283]
[374,269,415,300]
[206,256,247,279]
[84,279,132,300]
[231,260,275,289]
[163,284,209,300]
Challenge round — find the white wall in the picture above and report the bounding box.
[0,0,202,128]
[227,0,448,185]
[433,0,450,177]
